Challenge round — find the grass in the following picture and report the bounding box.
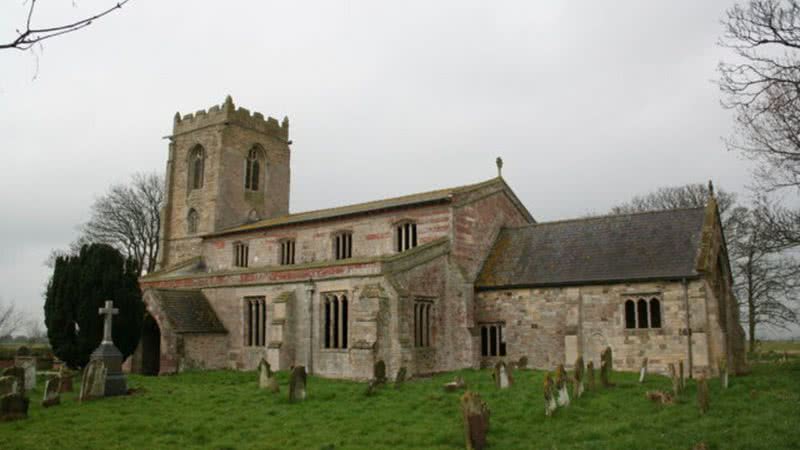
[757,340,800,353]
[2,361,799,450]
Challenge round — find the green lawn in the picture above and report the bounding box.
[2,361,799,450]
[758,340,800,353]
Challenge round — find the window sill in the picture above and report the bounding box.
[320,348,349,353]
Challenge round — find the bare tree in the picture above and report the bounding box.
[82,172,164,276]
[727,206,800,351]
[718,0,800,248]
[1,0,130,51]
[0,299,25,337]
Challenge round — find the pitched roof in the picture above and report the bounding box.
[151,289,227,334]
[476,207,707,289]
[207,177,517,237]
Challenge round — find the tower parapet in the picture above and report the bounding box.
[172,95,289,141]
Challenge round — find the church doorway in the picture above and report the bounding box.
[141,313,161,375]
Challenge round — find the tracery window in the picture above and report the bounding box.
[624,297,662,329]
[245,146,264,191]
[323,293,348,349]
[187,208,199,234]
[189,145,205,190]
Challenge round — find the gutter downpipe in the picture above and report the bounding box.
[682,278,694,378]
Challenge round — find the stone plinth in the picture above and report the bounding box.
[89,343,127,396]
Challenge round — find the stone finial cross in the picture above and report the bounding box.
[98,300,119,345]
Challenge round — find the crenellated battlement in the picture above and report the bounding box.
[172,95,289,140]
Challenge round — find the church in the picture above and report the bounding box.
[132,97,747,380]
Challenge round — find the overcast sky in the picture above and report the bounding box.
[4,1,786,335]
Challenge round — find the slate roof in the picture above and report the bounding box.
[208,177,530,237]
[151,290,227,334]
[476,207,707,289]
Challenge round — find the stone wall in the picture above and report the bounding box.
[474,279,717,376]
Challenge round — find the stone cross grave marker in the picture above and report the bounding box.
[0,377,17,396]
[289,365,307,402]
[99,300,119,345]
[41,376,61,408]
[460,391,490,450]
[89,300,127,396]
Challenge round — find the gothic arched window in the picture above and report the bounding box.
[245,146,264,191]
[649,298,662,328]
[189,145,205,190]
[187,208,198,234]
[625,300,636,329]
[637,298,649,329]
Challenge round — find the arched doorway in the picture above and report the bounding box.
[141,313,161,375]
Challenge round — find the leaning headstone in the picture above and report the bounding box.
[679,360,685,390]
[258,359,279,393]
[573,356,585,398]
[289,365,307,402]
[2,367,24,393]
[394,367,407,389]
[79,359,107,402]
[0,393,29,422]
[600,347,614,387]
[0,377,17,396]
[639,357,648,383]
[543,374,557,417]
[374,360,387,385]
[668,363,681,396]
[718,358,729,389]
[697,375,710,415]
[16,357,36,391]
[555,364,570,407]
[41,376,61,408]
[517,356,528,370]
[444,376,467,392]
[460,391,490,450]
[492,361,513,389]
[586,361,595,390]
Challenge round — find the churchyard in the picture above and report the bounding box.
[1,358,798,449]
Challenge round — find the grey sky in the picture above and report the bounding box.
[2,1,768,333]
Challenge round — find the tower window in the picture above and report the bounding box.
[333,232,353,260]
[234,241,249,268]
[245,147,263,191]
[189,146,205,190]
[480,323,506,357]
[245,297,266,347]
[187,208,199,234]
[280,239,295,265]
[323,293,348,349]
[396,222,418,252]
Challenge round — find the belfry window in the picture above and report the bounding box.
[245,297,266,347]
[624,297,662,329]
[333,232,353,260]
[245,147,263,191]
[480,323,506,357]
[189,145,205,190]
[323,293,348,349]
[187,208,199,234]
[234,241,249,268]
[414,300,433,347]
[396,222,418,252]
[280,239,295,265]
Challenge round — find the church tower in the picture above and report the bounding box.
[157,96,291,269]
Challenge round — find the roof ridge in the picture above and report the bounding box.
[505,206,707,230]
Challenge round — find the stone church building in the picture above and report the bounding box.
[132,97,746,380]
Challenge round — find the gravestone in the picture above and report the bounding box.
[718,358,729,389]
[573,356,585,398]
[289,365,307,402]
[0,377,17,396]
[679,360,685,390]
[639,357,648,383]
[394,367,407,389]
[88,300,127,397]
[555,364,570,407]
[697,375,710,415]
[493,361,513,389]
[16,357,36,391]
[668,363,681,396]
[0,393,29,422]
[600,347,614,387]
[365,378,379,397]
[79,360,107,402]
[2,367,24,393]
[444,376,466,392]
[646,390,674,405]
[15,346,31,357]
[586,361,595,390]
[258,359,279,393]
[517,356,528,370]
[58,367,74,393]
[460,391,490,450]
[543,373,557,417]
[41,376,61,408]
[374,360,387,385]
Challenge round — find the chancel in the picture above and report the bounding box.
[130,97,747,380]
